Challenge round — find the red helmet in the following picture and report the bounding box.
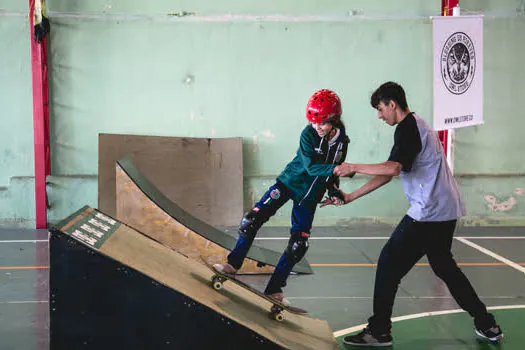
[306,89,342,123]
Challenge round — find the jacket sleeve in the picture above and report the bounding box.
[298,128,336,177]
[326,176,343,199]
[325,135,352,199]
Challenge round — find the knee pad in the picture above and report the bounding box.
[284,232,310,264]
[238,208,265,239]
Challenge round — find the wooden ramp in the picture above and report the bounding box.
[115,156,313,275]
[50,206,337,350]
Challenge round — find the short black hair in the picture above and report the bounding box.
[370,82,408,111]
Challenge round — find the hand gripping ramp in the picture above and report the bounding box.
[115,156,313,274]
[50,207,336,350]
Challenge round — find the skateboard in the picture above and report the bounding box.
[202,261,308,321]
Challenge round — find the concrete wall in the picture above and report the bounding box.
[1,0,524,227]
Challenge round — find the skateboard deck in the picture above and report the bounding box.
[202,260,308,321]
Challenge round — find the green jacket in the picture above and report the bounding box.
[277,125,350,209]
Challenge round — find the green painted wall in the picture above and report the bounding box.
[1,1,524,227]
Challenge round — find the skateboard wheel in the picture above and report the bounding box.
[273,312,284,322]
[211,276,223,290]
[270,305,284,322]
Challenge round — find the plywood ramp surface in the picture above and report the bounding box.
[59,207,337,350]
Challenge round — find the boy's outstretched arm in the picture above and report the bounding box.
[342,175,393,204]
[320,174,391,207]
[334,161,402,177]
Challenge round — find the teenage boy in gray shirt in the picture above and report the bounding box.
[326,81,503,347]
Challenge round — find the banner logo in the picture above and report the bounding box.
[441,32,476,95]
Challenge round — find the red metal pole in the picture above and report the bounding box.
[29,0,50,228]
[439,0,459,154]
[441,0,459,16]
[43,41,50,177]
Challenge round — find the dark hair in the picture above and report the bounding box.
[329,116,345,130]
[370,82,408,111]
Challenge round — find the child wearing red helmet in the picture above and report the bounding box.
[214,89,351,305]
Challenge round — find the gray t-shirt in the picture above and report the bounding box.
[388,113,466,221]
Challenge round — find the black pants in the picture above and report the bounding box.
[368,215,495,334]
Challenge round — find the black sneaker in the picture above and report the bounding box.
[343,327,393,347]
[475,324,504,342]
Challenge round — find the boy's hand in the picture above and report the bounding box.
[320,196,344,208]
[334,163,356,177]
[321,184,350,207]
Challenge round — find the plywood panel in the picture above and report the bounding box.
[98,134,243,226]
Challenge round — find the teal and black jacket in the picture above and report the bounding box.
[277,125,350,210]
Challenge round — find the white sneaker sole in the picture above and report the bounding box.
[212,264,237,276]
[475,329,504,342]
[265,295,291,307]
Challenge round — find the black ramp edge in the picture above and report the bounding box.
[49,228,284,350]
[116,156,313,274]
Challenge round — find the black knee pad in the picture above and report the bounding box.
[284,232,310,265]
[238,208,266,240]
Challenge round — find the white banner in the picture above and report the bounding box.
[432,15,483,131]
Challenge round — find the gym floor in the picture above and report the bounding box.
[1,224,524,349]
